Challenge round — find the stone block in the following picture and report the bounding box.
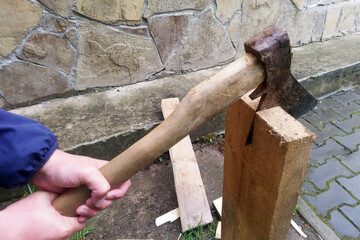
[0,0,42,57]
[329,209,360,238]
[309,139,349,165]
[337,1,358,34]
[317,97,343,110]
[227,11,241,50]
[322,4,342,39]
[331,89,360,105]
[337,174,360,199]
[301,181,318,194]
[303,182,357,217]
[38,0,73,18]
[76,22,163,90]
[333,114,360,133]
[74,0,144,25]
[166,9,235,71]
[315,123,346,145]
[0,62,73,107]
[340,205,360,228]
[144,0,211,19]
[215,0,242,24]
[149,13,192,63]
[307,158,352,189]
[19,33,74,74]
[333,128,360,151]
[342,151,360,173]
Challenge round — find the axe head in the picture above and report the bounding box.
[244,26,317,118]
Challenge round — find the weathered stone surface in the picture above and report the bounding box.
[119,26,149,37]
[144,0,211,19]
[149,13,192,63]
[65,28,77,46]
[337,2,358,34]
[356,6,360,30]
[340,205,360,228]
[19,33,74,74]
[10,66,223,155]
[333,129,360,152]
[0,62,72,106]
[0,0,42,57]
[38,0,73,18]
[76,23,163,90]
[215,0,242,24]
[74,0,144,25]
[329,210,360,238]
[342,151,360,172]
[238,0,286,54]
[166,9,235,71]
[337,174,360,199]
[44,17,72,33]
[276,4,326,45]
[227,11,241,49]
[322,4,342,39]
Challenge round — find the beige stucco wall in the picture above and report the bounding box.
[0,0,359,109]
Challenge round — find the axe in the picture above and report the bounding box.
[52,27,317,216]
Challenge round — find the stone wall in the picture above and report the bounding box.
[0,0,359,109]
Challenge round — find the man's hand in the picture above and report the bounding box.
[0,191,85,240]
[31,150,131,222]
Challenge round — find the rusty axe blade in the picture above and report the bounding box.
[245,26,317,118]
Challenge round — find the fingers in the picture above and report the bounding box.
[106,180,131,200]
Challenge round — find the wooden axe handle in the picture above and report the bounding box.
[52,53,264,216]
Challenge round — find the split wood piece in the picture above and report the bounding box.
[222,93,316,240]
[213,197,223,218]
[215,221,222,239]
[161,98,213,232]
[155,208,180,227]
[291,219,307,238]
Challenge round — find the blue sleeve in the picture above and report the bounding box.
[0,108,58,189]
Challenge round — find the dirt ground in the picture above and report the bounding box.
[85,137,321,240]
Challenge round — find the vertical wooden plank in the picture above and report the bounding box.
[161,98,213,232]
[222,93,315,240]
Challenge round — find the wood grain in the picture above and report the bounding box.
[161,98,212,232]
[222,93,315,240]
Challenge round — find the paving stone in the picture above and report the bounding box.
[309,139,349,165]
[317,97,344,109]
[303,182,357,218]
[301,181,319,194]
[340,205,360,228]
[298,117,320,135]
[314,124,346,146]
[328,209,360,238]
[331,89,360,106]
[333,114,360,133]
[334,129,360,152]
[342,151,360,173]
[337,174,360,199]
[303,108,344,128]
[331,102,360,119]
[307,158,352,189]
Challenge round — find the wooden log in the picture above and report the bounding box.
[161,98,213,232]
[222,93,315,240]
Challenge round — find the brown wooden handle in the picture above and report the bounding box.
[52,53,265,217]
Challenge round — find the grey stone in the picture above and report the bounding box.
[302,182,357,217]
[276,4,326,45]
[227,11,241,49]
[337,174,360,199]
[301,181,319,194]
[315,124,346,146]
[76,22,163,90]
[10,66,223,155]
[340,204,360,228]
[148,13,192,63]
[332,89,360,105]
[322,4,342,39]
[19,33,74,74]
[0,62,73,107]
[238,0,286,55]
[215,0,242,24]
[342,151,360,173]
[310,139,349,165]
[332,101,360,119]
[328,209,360,238]
[333,128,360,151]
[333,114,360,133]
[144,0,211,19]
[0,0,42,57]
[307,158,352,189]
[303,108,343,128]
[38,0,73,18]
[317,97,344,110]
[166,9,235,71]
[337,1,358,34]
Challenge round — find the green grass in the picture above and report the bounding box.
[181,222,217,240]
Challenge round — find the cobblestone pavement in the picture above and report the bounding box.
[299,86,360,239]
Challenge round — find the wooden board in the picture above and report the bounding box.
[222,93,315,240]
[161,98,213,232]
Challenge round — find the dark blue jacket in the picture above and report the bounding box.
[0,108,58,189]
